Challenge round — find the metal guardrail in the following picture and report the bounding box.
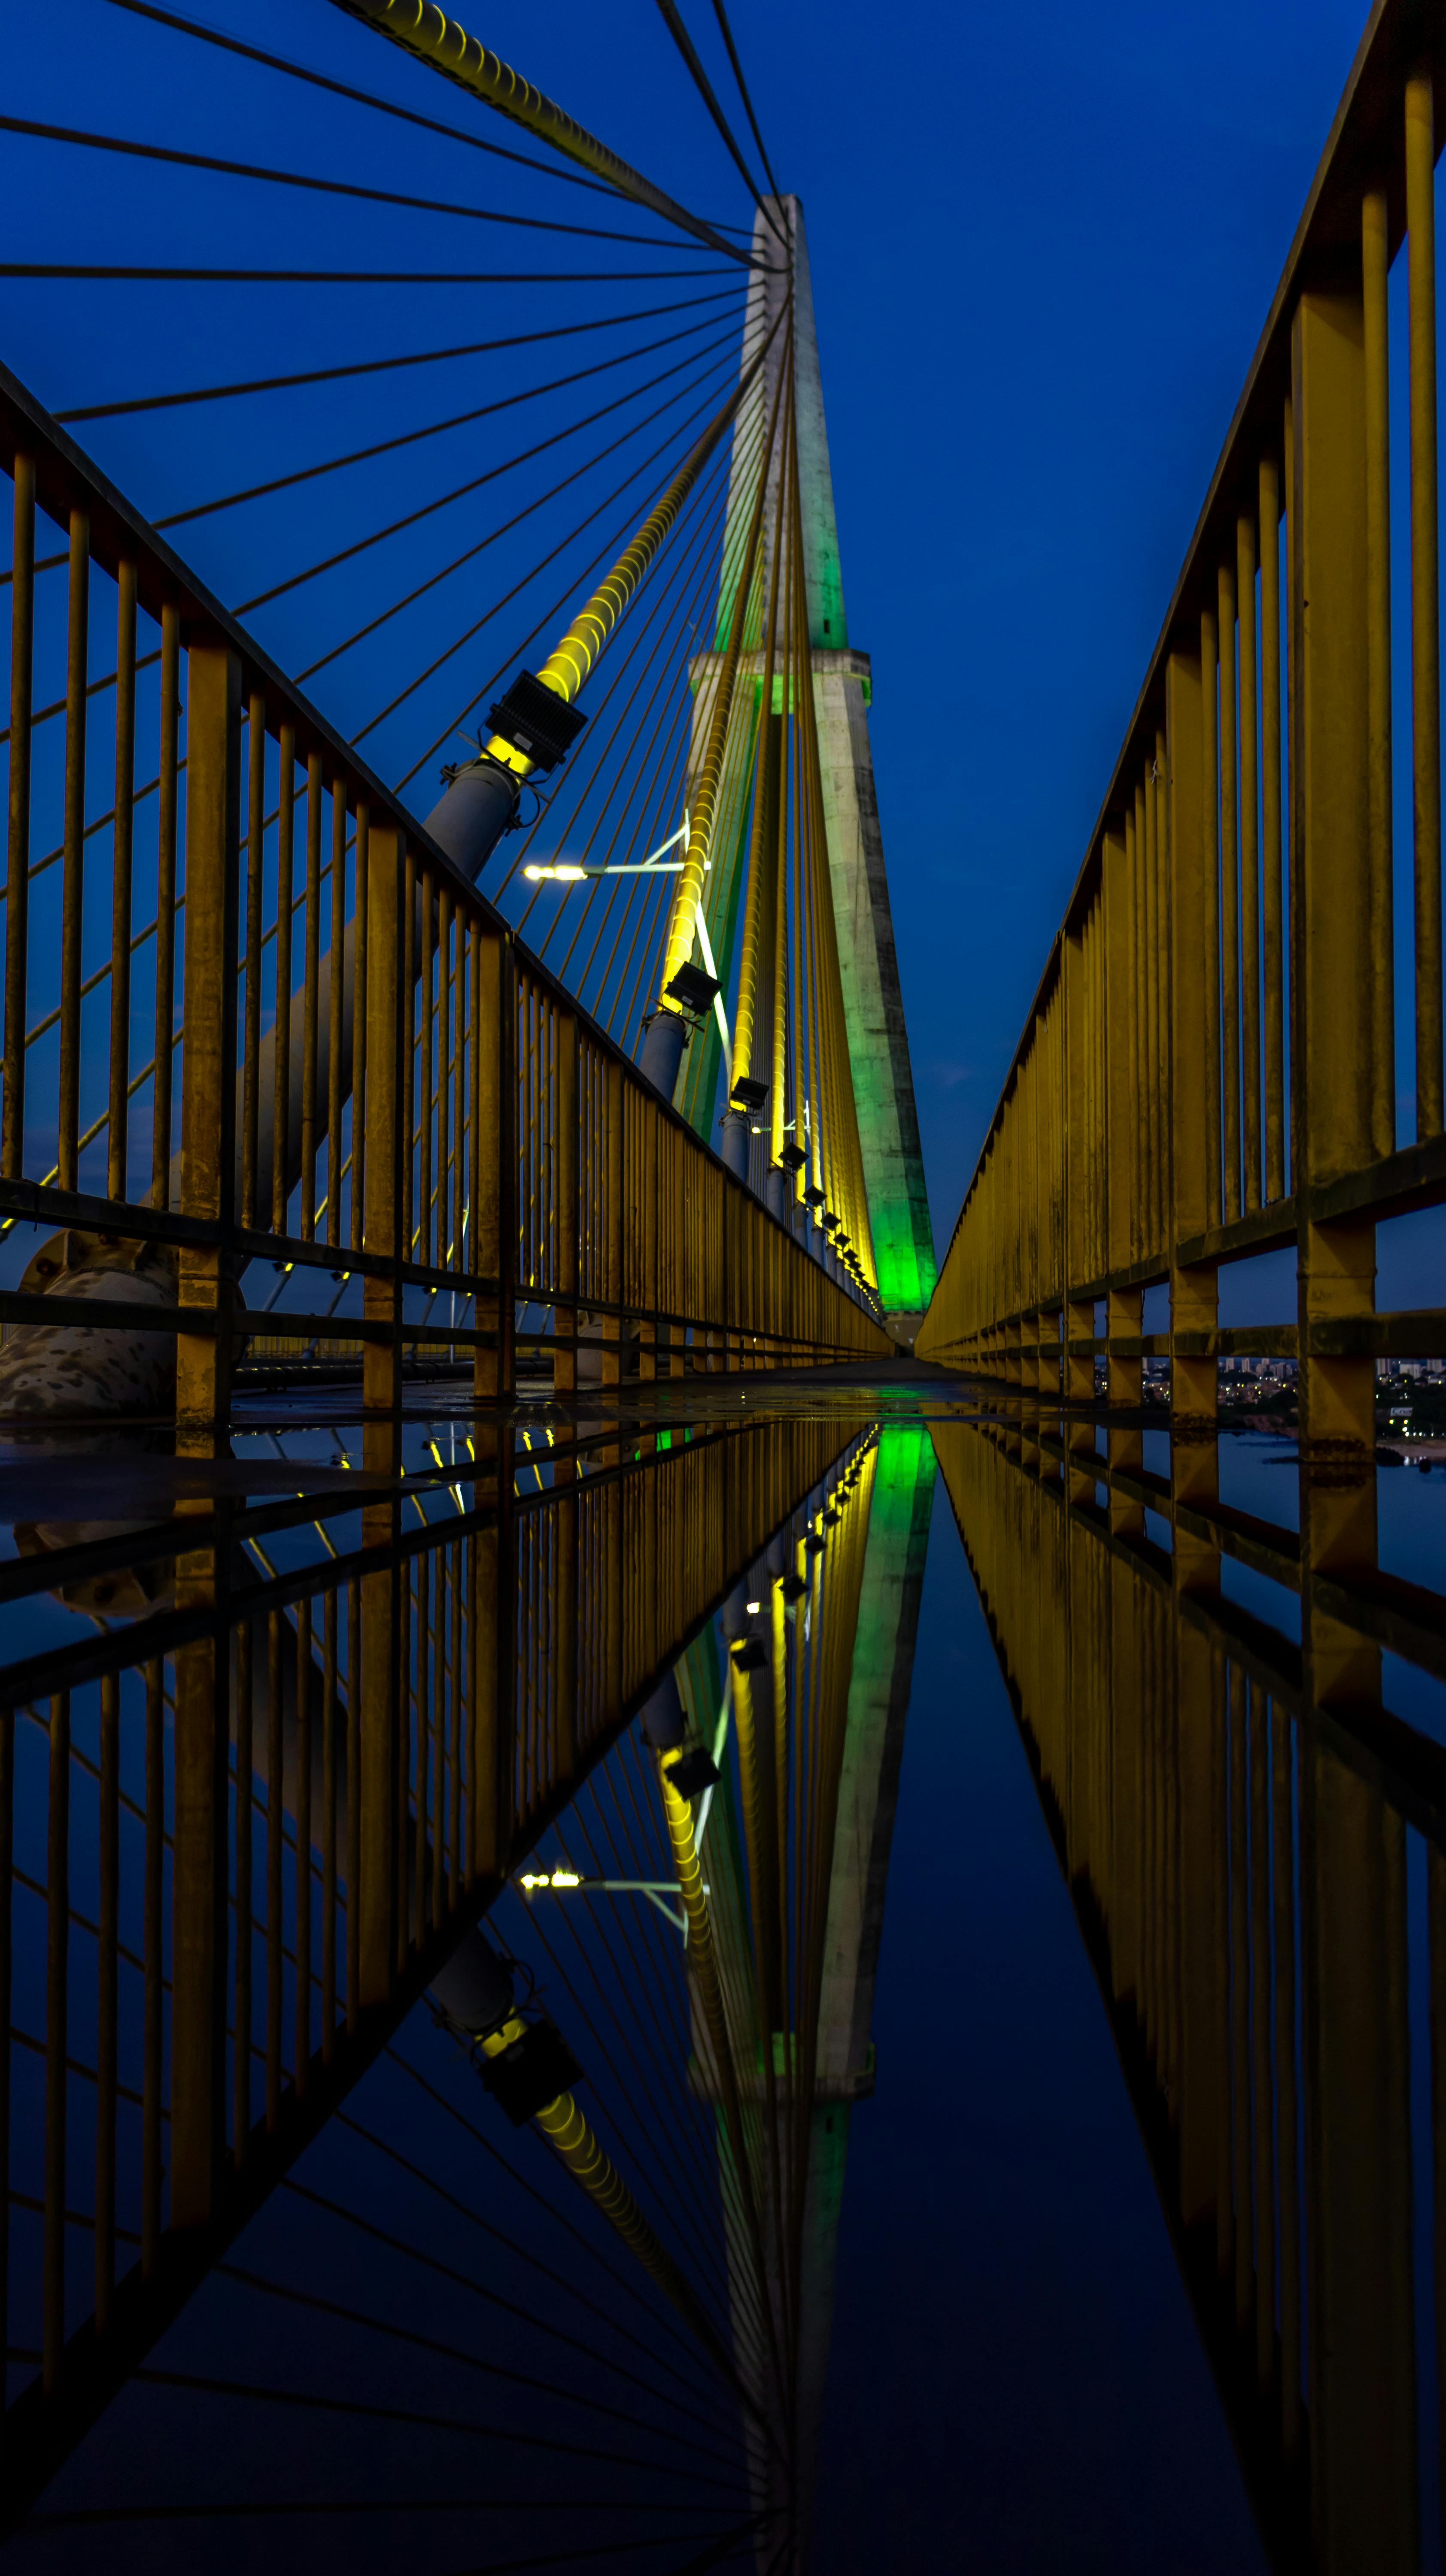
[0,1404,854,2522]
[934,1412,1446,2574]
[0,358,888,1425]
[919,6,1446,1534]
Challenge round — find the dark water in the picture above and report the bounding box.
[2,1378,1439,2571]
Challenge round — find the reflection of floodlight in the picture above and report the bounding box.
[665,961,720,1020]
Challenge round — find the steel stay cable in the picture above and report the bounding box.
[98,0,740,219]
[211,2261,752,2451]
[326,0,763,270]
[390,325,766,788]
[510,1803,768,2329]
[358,377,752,747]
[0,261,738,285]
[506,406,768,944]
[501,1848,762,2323]
[566,1762,698,2065]
[56,284,746,422]
[234,325,744,615]
[124,2364,750,2490]
[300,336,744,687]
[333,2099,726,2408]
[0,316,753,752]
[501,1890,755,2348]
[279,2171,725,2420]
[510,1781,745,2244]
[0,317,742,603]
[156,307,752,532]
[648,0,784,245]
[0,114,714,251]
[708,0,784,209]
[384,2041,740,2379]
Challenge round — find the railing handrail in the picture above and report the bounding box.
[935,0,1443,1271]
[0,354,884,1329]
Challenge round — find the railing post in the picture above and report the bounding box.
[1291,286,1381,1709]
[599,1057,623,1385]
[1166,644,1221,1592]
[471,925,513,1401]
[176,636,240,1444]
[554,1008,578,1395]
[170,1531,229,2228]
[362,823,403,1419]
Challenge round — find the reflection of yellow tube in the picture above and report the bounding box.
[480,343,776,779]
[478,2012,737,2379]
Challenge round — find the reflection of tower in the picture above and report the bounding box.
[675,200,936,1322]
[674,1422,936,2564]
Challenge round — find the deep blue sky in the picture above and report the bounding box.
[474,0,1370,1235]
[3,0,1372,1249]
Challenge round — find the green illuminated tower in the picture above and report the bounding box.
[705,195,936,1322]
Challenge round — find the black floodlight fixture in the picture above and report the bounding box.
[665,961,720,1021]
[805,1532,827,1554]
[486,670,589,774]
[778,1142,808,1173]
[823,1507,841,1526]
[730,1075,769,1114]
[730,1636,767,1674]
[780,1570,807,1604]
[668,1745,720,1798]
[430,1928,582,2125]
[823,1213,841,1233]
[804,1184,826,1207]
[641,1672,716,1797]
[483,2020,583,2126]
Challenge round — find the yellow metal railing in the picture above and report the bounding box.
[920,0,1446,1702]
[0,1401,854,2522]
[0,365,887,1426]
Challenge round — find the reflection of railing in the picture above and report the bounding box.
[920,8,1446,1489]
[0,1406,849,2525]
[0,362,886,1421]
[935,1416,1441,2573]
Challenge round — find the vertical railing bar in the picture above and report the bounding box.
[1238,514,1262,1215]
[1260,460,1287,1200]
[265,1611,282,2129]
[141,1661,164,2270]
[1406,73,1442,1140]
[327,780,346,1253]
[295,1599,312,2095]
[401,848,416,1267]
[95,1673,118,2334]
[1362,191,1396,1171]
[322,1588,337,2056]
[57,509,89,1193]
[345,1577,361,2035]
[271,726,295,1235]
[43,1692,69,2396]
[1219,559,1241,1226]
[351,805,368,1256]
[300,751,322,1241]
[233,1619,252,2163]
[107,561,137,1203]
[241,693,265,1228]
[3,455,35,1181]
[419,866,434,1272]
